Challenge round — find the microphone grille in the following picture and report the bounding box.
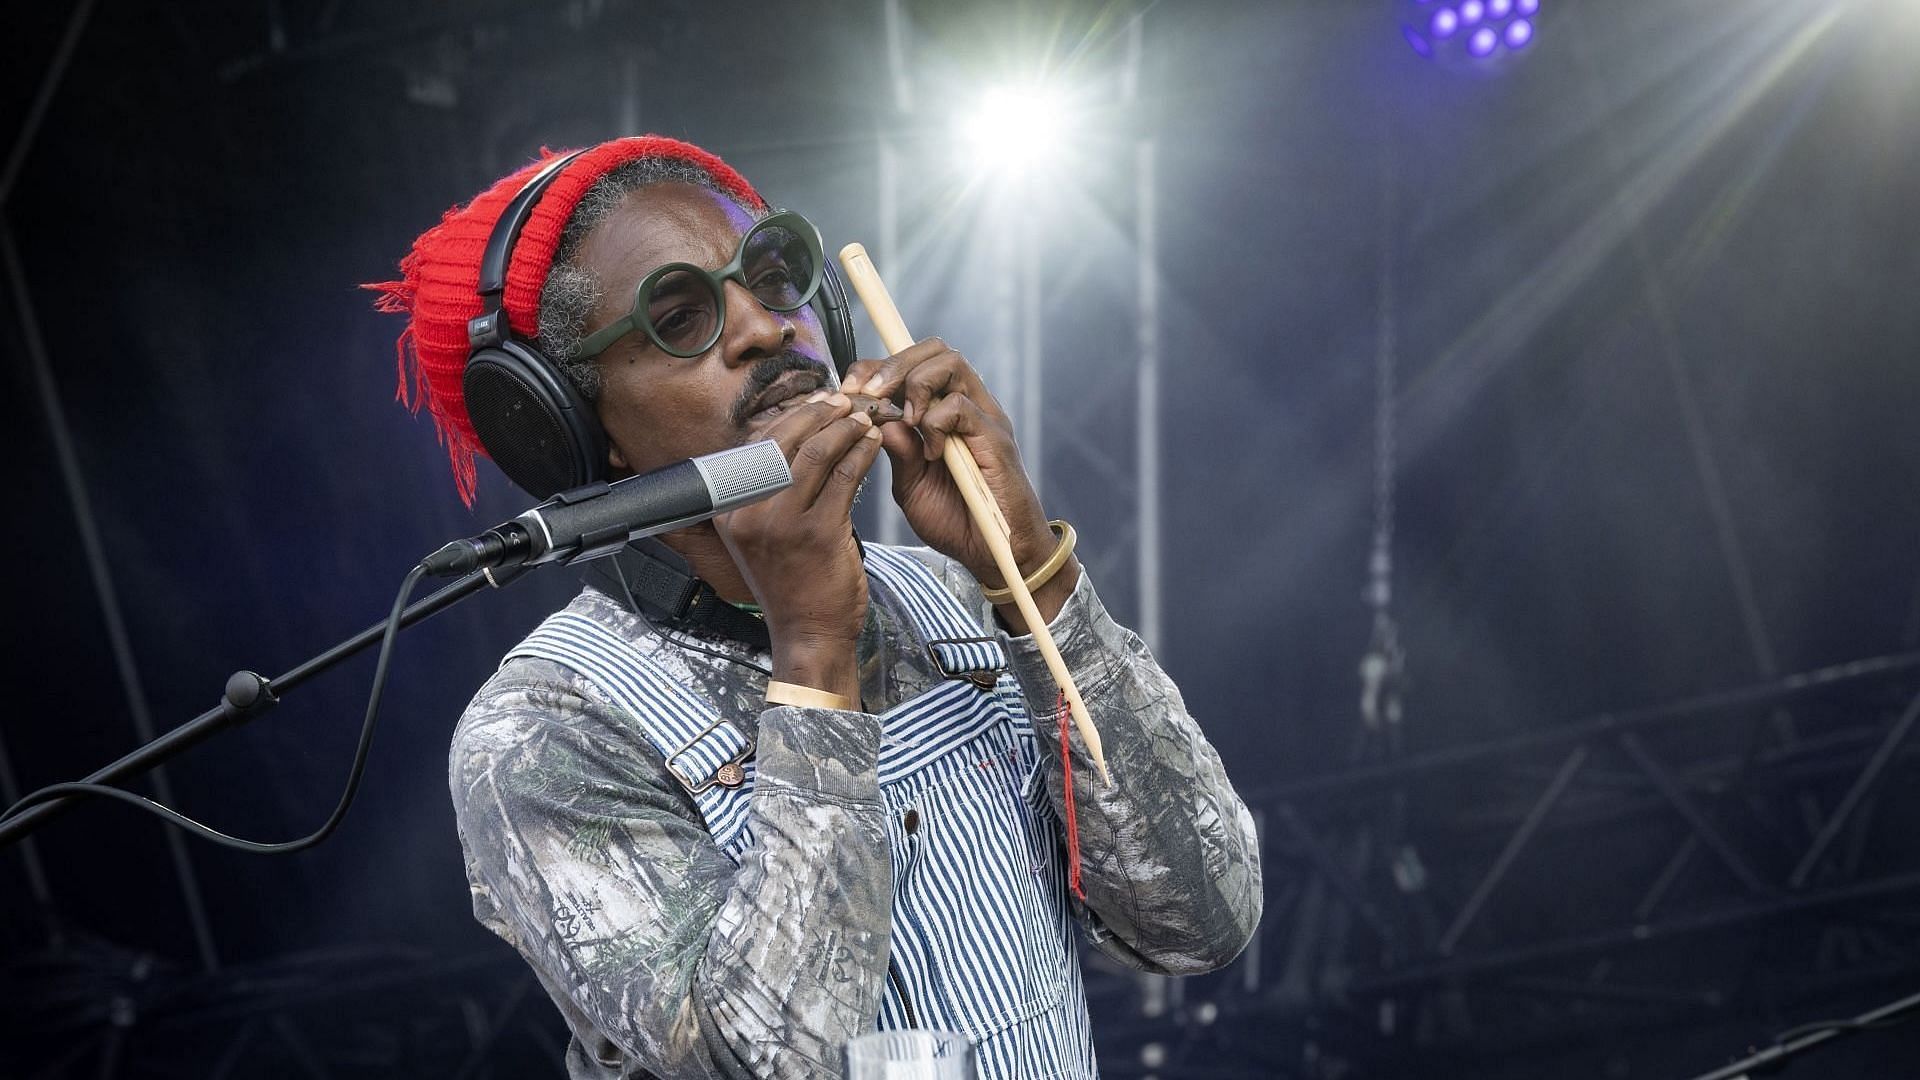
[693,440,793,511]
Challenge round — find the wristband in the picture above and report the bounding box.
[980,520,1077,605]
[765,680,858,712]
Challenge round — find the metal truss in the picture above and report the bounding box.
[0,940,563,1080]
[1091,650,1920,1076]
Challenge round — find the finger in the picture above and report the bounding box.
[841,357,887,391]
[878,417,929,493]
[786,410,877,505]
[900,350,1003,431]
[846,336,949,406]
[916,387,1009,463]
[759,392,853,460]
[817,421,885,522]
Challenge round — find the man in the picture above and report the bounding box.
[372,135,1261,1078]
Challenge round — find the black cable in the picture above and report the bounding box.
[0,563,430,854]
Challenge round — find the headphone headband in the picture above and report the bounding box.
[477,150,588,301]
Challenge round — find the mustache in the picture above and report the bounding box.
[729,349,835,426]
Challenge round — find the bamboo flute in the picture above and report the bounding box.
[837,243,1111,786]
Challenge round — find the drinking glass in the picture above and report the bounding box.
[844,1029,977,1079]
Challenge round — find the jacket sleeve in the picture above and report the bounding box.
[448,665,892,1078]
[991,569,1264,976]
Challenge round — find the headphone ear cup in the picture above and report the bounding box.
[813,262,859,378]
[462,342,607,499]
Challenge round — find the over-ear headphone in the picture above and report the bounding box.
[463,149,859,499]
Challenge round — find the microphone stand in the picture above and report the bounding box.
[0,563,528,849]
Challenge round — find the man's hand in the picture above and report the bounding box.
[712,391,882,702]
[842,339,1079,633]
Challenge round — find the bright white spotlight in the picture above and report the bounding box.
[958,84,1072,174]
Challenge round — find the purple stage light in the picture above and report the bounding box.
[1400,0,1538,65]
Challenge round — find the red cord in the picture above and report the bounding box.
[1057,690,1086,901]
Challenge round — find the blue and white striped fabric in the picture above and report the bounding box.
[507,546,1097,1078]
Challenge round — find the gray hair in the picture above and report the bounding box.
[534,157,757,401]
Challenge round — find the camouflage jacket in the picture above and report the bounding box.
[448,545,1263,1078]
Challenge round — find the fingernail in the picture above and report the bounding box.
[828,392,850,407]
[861,375,886,395]
[903,403,916,426]
[852,410,873,427]
[806,390,831,403]
[864,425,883,440]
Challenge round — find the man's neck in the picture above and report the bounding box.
[660,524,754,605]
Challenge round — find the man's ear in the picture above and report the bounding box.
[607,439,631,476]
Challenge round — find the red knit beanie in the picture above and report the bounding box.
[366,136,766,505]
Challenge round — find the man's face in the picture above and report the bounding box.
[574,182,838,478]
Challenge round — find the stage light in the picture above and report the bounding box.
[958,84,1071,176]
[1400,0,1540,64]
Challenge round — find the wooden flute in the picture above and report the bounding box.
[844,394,905,425]
[836,243,1112,787]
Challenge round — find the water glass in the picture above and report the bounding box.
[844,1029,977,1079]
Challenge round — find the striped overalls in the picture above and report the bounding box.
[508,544,1099,1078]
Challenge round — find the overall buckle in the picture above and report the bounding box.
[664,717,754,794]
[924,635,1007,691]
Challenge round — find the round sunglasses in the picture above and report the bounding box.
[574,210,826,361]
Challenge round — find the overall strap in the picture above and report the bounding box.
[864,545,1032,738]
[862,545,1008,678]
[507,612,756,853]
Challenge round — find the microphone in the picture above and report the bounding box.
[424,440,791,576]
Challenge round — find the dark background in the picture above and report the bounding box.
[4,0,1919,1076]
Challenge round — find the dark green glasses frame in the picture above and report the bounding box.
[574,210,827,361]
